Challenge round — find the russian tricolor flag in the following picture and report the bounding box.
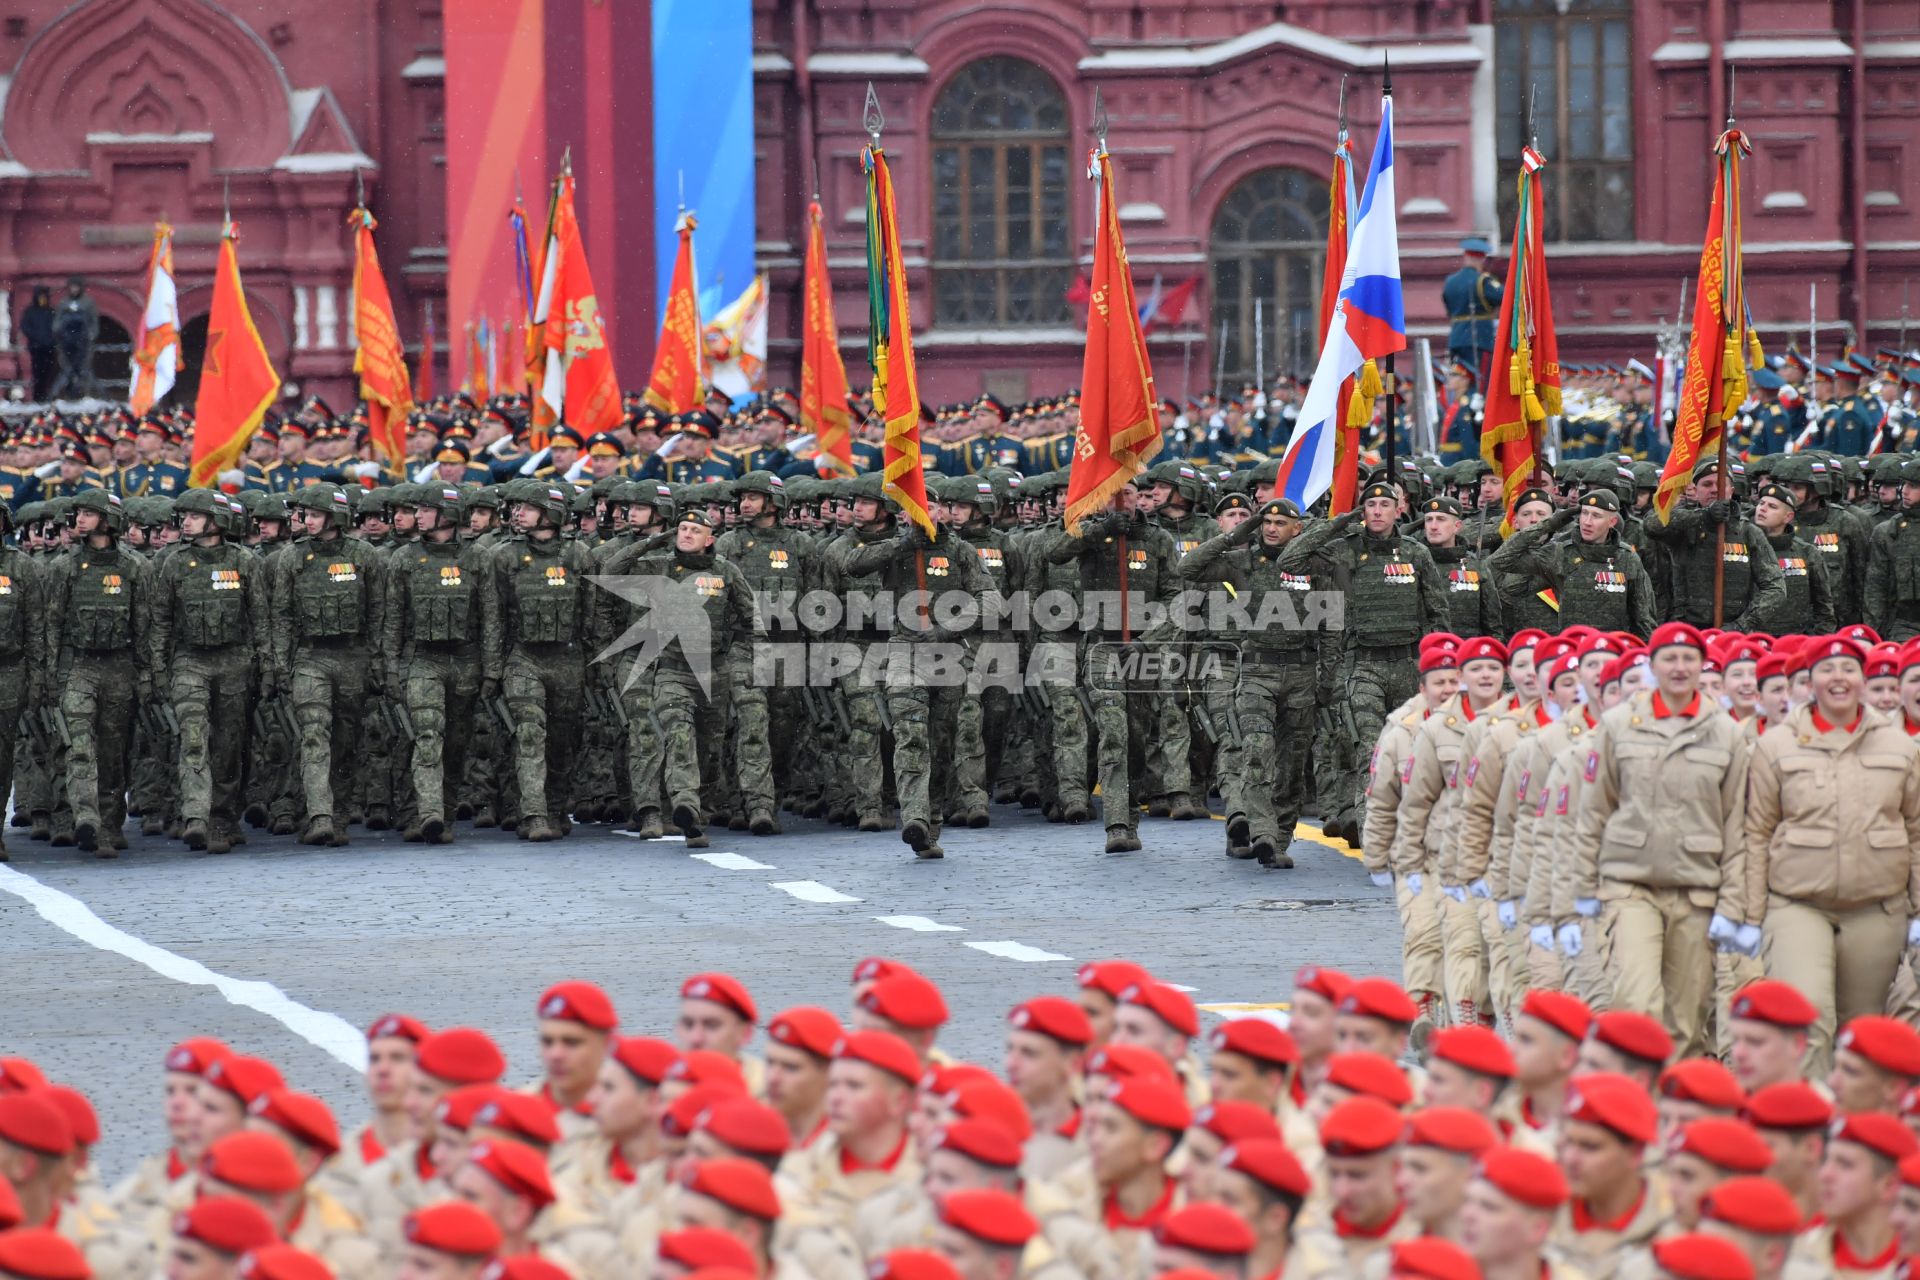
[1275,93,1406,508]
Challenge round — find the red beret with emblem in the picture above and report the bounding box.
[404,1203,503,1258]
[1117,981,1199,1038]
[1084,1043,1178,1087]
[1220,1139,1309,1198]
[667,1050,748,1094]
[0,1093,73,1156]
[1728,980,1818,1031]
[248,1089,341,1158]
[1191,1100,1282,1145]
[610,1035,681,1086]
[1670,1118,1773,1173]
[928,1117,1023,1170]
[472,1092,560,1148]
[1649,621,1707,654]
[1838,1015,1920,1078]
[939,1188,1039,1248]
[1742,1081,1834,1132]
[202,1131,304,1194]
[415,1029,506,1086]
[1319,1096,1403,1156]
[173,1196,280,1256]
[859,970,950,1030]
[1326,1052,1413,1107]
[1831,1111,1920,1163]
[1294,965,1354,1006]
[1592,1010,1674,1067]
[1107,1079,1192,1134]
[1208,1018,1298,1068]
[681,1157,781,1221]
[537,981,618,1031]
[1431,1026,1515,1080]
[681,973,758,1024]
[1811,634,1871,667]
[1474,1147,1568,1210]
[1405,1106,1498,1157]
[696,1097,791,1158]
[1009,996,1093,1047]
[466,1138,555,1208]
[831,1029,922,1086]
[366,1014,428,1044]
[1459,636,1509,667]
[1076,959,1152,998]
[204,1055,287,1108]
[38,1086,97,1148]
[1564,1073,1658,1146]
[768,1007,843,1059]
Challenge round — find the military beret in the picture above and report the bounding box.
[1118,981,1199,1038]
[1650,1233,1757,1280]
[609,1035,681,1086]
[1564,1072,1659,1146]
[1153,1203,1255,1257]
[1809,634,1870,667]
[1507,628,1550,653]
[1294,965,1354,1006]
[1259,498,1304,520]
[1513,486,1553,510]
[1076,960,1152,998]
[1474,1147,1568,1209]
[1867,642,1903,680]
[1645,622,1706,656]
[661,1085,743,1141]
[1837,1015,1920,1078]
[247,1089,341,1158]
[678,509,715,529]
[940,1187,1039,1248]
[0,1093,72,1157]
[415,1028,507,1085]
[666,1050,749,1094]
[681,1156,781,1220]
[36,1086,96,1149]
[1656,1059,1745,1112]
[869,1250,961,1280]
[404,1202,503,1258]
[1213,493,1252,517]
[1191,1100,1282,1145]
[548,425,585,448]
[1699,1175,1802,1236]
[832,1029,922,1086]
[0,1059,46,1096]
[472,1092,560,1148]
[537,981,618,1031]
[366,1015,428,1044]
[174,1196,279,1257]
[202,1131,304,1194]
[943,1079,1032,1143]
[1420,637,1462,674]
[0,1164,20,1230]
[1338,976,1419,1026]
[927,1117,1023,1171]
[696,1097,791,1159]
[658,1227,758,1275]
[1729,980,1818,1031]
[1670,1117,1772,1173]
[1219,1139,1310,1198]
[1319,1096,1404,1156]
[1208,1018,1299,1069]
[1324,1052,1413,1107]
[1107,1079,1193,1134]
[204,1055,287,1109]
[1592,1010,1674,1066]
[238,1245,334,1280]
[682,973,758,1024]
[767,1008,844,1060]
[1754,482,1798,509]
[1831,1111,1920,1163]
[1084,1044,1179,1088]
[859,970,950,1030]
[1008,997,1094,1048]
[1458,636,1509,668]
[1431,1026,1516,1080]
[1405,1106,1498,1157]
[1742,1081,1834,1131]
[0,1228,90,1280]
[1386,1237,1480,1280]
[1839,623,1883,646]
[1361,481,1397,503]
[1420,496,1463,517]
[466,1138,556,1208]
[1577,488,1619,512]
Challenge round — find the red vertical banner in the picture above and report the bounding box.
[350,207,415,467]
[800,201,854,476]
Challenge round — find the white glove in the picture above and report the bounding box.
[1369,872,1393,888]
[1530,924,1554,950]
[1470,880,1492,900]
[1574,898,1601,918]
[1908,919,1920,949]
[1407,873,1424,894]
[1498,900,1518,929]
[1442,884,1468,904]
[1708,913,1739,946]
[1557,923,1584,957]
[1735,924,1763,958]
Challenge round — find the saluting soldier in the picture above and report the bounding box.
[1646,458,1785,630]
[1488,489,1657,637]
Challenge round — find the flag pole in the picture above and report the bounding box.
[1713,64,1737,627]
[1382,53,1396,486]
[865,82,927,623]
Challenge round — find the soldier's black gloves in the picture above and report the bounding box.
[1705,500,1732,525]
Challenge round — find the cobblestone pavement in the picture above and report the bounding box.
[0,806,1395,1181]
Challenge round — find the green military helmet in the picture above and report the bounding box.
[11,500,45,530]
[590,473,623,499]
[1868,454,1905,487]
[172,487,233,535]
[360,486,392,518]
[251,493,289,528]
[520,478,572,527]
[568,487,595,518]
[67,487,127,533]
[1147,458,1208,506]
[604,480,646,506]
[414,482,464,517]
[287,481,355,529]
[949,475,998,516]
[783,476,817,507]
[1249,455,1284,491]
[1631,460,1660,491]
[849,471,887,502]
[386,482,423,511]
[734,470,789,510]
[41,498,73,531]
[1768,454,1814,489]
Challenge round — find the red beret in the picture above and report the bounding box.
[1715,638,1767,668]
[1671,1118,1773,1173]
[697,1097,791,1158]
[1154,1203,1255,1257]
[173,1195,280,1256]
[1743,1082,1834,1132]
[1459,637,1509,667]
[657,1228,757,1274]
[1192,1100,1282,1145]
[404,1202,503,1258]
[1838,1016,1920,1078]
[0,1059,48,1095]
[1592,1010,1674,1066]
[1512,990,1589,1043]
[1085,1044,1179,1087]
[1076,960,1152,998]
[1208,1019,1299,1069]
[1813,634,1872,668]
[1543,652,1586,686]
[1649,622,1708,654]
[1107,1079,1193,1134]
[610,1036,682,1085]
[1420,641,1462,674]
[466,1138,556,1208]
[1728,981,1818,1031]
[1902,641,1920,676]
[537,981,618,1031]
[1387,1237,1481,1280]
[859,971,950,1030]
[0,1171,21,1229]
[1576,634,1624,662]
[1293,965,1354,1006]
[1326,1052,1413,1108]
[1320,1096,1404,1156]
[238,1245,334,1280]
[667,1050,749,1094]
[682,1156,781,1221]
[1405,1106,1498,1157]
[366,1014,429,1044]
[1831,1111,1920,1164]
[472,1093,561,1148]
[1700,1176,1803,1236]
[946,1080,1033,1143]
[851,957,902,985]
[1220,1139,1309,1198]
[38,1086,98,1147]
[768,1007,844,1059]
[1756,652,1790,685]
[436,1085,510,1133]
[248,1089,341,1157]
[1650,1233,1755,1280]
[1338,977,1419,1027]
[204,1056,287,1108]
[939,1188,1040,1248]
[1509,628,1550,653]
[1565,1073,1659,1146]
[1421,632,1463,657]
[0,1092,73,1156]
[681,973,758,1024]
[1658,1059,1746,1112]
[869,1250,961,1280]
[482,1259,571,1280]
[0,1228,91,1280]
[1119,982,1200,1038]
[166,1038,232,1076]
[832,1029,922,1086]
[1010,997,1094,1048]
[929,1117,1023,1170]
[203,1131,304,1193]
[1474,1147,1568,1210]
[1431,1026,1515,1080]
[663,1084,746,1139]
[924,1063,997,1097]
[415,1029,506,1085]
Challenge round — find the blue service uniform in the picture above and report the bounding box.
[634,454,738,485]
[1438,400,1480,460]
[114,460,188,499]
[981,435,1027,471]
[1442,266,1503,370]
[265,460,341,492]
[1825,396,1876,455]
[0,468,39,510]
[1746,402,1793,456]
[849,440,884,473]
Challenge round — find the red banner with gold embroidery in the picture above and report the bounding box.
[191,227,280,488]
[800,200,854,476]
[350,207,415,467]
[644,211,704,415]
[535,172,622,435]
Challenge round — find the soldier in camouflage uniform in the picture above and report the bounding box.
[1488,486,1562,638]
[1749,483,1836,634]
[11,501,59,843]
[821,474,898,832]
[43,489,155,855]
[1864,457,1920,641]
[149,489,268,854]
[1772,454,1872,624]
[1486,489,1657,637]
[122,496,179,837]
[1645,457,1785,630]
[1417,495,1504,639]
[238,492,301,835]
[269,484,381,847]
[944,476,1024,825]
[484,480,596,842]
[0,502,48,860]
[596,481,678,838]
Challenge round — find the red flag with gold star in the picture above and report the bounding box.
[190,225,280,487]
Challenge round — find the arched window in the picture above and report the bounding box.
[1207,167,1329,387]
[930,57,1072,328]
[1495,0,1634,241]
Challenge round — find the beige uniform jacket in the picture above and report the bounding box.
[1361,696,1427,877]
[1541,714,1603,925]
[1511,712,1592,926]
[776,1131,922,1235]
[1448,699,1540,888]
[1392,695,1478,878]
[1498,718,1556,907]
[1547,1180,1670,1280]
[1744,706,1920,919]
[1569,692,1750,922]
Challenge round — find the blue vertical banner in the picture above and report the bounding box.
[652,0,755,320]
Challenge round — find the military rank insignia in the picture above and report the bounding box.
[327,563,357,583]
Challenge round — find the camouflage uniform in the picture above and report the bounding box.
[0,505,48,858]
[821,478,898,829]
[943,478,1025,824]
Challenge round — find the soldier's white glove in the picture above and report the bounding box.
[1708,913,1740,947]
[1442,884,1468,904]
[1407,873,1424,894]
[1530,924,1554,950]
[1369,872,1393,888]
[1470,880,1492,900]
[1557,923,1584,957]
[1735,924,1763,958]
[1908,920,1920,949]
[1498,900,1518,929]
[1574,898,1601,918]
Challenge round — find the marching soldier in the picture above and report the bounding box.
[1487,490,1657,638]
[1864,458,1920,641]
[1749,484,1836,635]
[0,502,48,861]
[1646,458,1785,631]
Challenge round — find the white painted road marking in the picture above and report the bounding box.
[614,831,686,842]
[692,852,776,871]
[965,940,1071,962]
[874,915,964,932]
[0,865,368,1073]
[771,880,862,904]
